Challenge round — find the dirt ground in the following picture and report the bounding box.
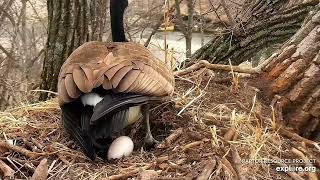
[0,71,319,179]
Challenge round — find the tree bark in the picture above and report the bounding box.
[186,0,193,58]
[189,0,319,66]
[257,8,320,138]
[174,0,194,59]
[39,0,108,100]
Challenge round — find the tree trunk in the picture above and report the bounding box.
[257,8,320,138]
[39,0,108,100]
[185,0,193,58]
[189,0,319,66]
[174,0,193,59]
[185,35,192,58]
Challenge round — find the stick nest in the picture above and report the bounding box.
[0,71,319,179]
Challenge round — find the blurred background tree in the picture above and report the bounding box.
[39,0,108,100]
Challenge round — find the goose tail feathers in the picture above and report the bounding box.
[61,104,96,160]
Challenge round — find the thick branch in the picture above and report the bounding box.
[190,0,318,65]
[174,60,259,76]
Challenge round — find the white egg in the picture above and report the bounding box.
[107,136,134,160]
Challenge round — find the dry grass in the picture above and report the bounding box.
[0,72,319,179]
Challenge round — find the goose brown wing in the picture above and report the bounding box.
[58,41,175,105]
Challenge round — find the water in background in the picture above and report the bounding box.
[0,29,212,67]
[132,30,212,64]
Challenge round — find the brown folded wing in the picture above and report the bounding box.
[58,41,175,105]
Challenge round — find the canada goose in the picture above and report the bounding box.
[58,0,174,160]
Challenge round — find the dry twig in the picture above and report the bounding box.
[24,163,35,173]
[168,161,187,172]
[278,128,320,151]
[174,60,259,76]
[291,148,317,180]
[196,159,217,180]
[296,146,320,168]
[156,156,169,163]
[221,157,238,179]
[0,159,15,179]
[105,163,154,180]
[139,170,158,180]
[30,158,48,180]
[230,145,247,180]
[31,138,44,150]
[181,139,209,152]
[223,127,236,141]
[0,141,46,158]
[204,112,230,121]
[157,128,183,149]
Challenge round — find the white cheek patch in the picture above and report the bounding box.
[81,93,103,107]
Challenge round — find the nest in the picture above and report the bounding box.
[0,71,319,179]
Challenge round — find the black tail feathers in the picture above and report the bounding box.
[62,104,96,160]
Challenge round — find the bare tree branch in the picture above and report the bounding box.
[0,0,15,25]
[0,44,15,62]
[144,1,181,47]
[219,0,239,35]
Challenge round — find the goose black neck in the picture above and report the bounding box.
[110,0,128,42]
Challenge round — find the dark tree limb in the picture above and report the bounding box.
[40,0,108,100]
[189,0,319,66]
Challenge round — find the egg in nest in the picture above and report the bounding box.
[107,136,134,160]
